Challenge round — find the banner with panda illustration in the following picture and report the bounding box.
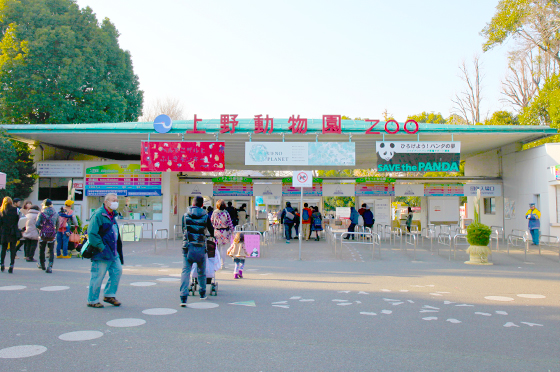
[376,141,460,173]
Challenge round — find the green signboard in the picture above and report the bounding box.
[355,177,395,183]
[212,176,252,183]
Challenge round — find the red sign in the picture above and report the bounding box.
[322,115,342,134]
[288,115,307,134]
[220,114,238,134]
[141,141,225,172]
[254,115,273,134]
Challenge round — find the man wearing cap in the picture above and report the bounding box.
[57,200,78,258]
[35,199,60,273]
[525,203,541,246]
[86,193,123,308]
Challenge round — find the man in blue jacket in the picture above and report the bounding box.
[280,202,295,244]
[525,203,541,245]
[86,193,124,308]
[180,196,211,307]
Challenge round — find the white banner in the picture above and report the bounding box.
[394,184,424,197]
[180,183,214,196]
[463,184,502,197]
[245,142,355,166]
[253,184,282,197]
[322,184,356,196]
[37,162,83,177]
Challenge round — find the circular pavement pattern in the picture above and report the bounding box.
[0,345,47,359]
[40,286,70,291]
[484,296,514,302]
[130,282,157,287]
[0,285,26,291]
[58,331,104,342]
[156,278,180,282]
[186,302,219,309]
[142,308,177,315]
[516,294,546,299]
[106,318,146,328]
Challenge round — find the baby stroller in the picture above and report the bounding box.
[188,237,220,296]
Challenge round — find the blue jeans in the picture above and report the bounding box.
[56,231,69,256]
[88,257,122,304]
[180,250,206,297]
[530,229,540,245]
[284,223,293,240]
[233,258,245,274]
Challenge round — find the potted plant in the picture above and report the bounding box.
[465,190,493,265]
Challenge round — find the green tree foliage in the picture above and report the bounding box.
[0,0,143,124]
[407,112,446,124]
[483,111,520,125]
[520,72,560,148]
[481,0,560,64]
[323,196,355,211]
[394,196,421,207]
[0,130,36,199]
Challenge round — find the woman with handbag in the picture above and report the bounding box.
[0,197,21,273]
[211,199,234,269]
[57,200,78,258]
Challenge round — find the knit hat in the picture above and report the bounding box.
[64,200,74,207]
[43,199,52,206]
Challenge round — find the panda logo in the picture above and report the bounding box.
[378,142,396,161]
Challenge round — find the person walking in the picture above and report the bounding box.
[56,200,78,258]
[280,201,295,244]
[23,205,40,262]
[86,193,123,308]
[15,200,32,258]
[311,206,323,241]
[226,201,238,227]
[237,203,247,226]
[0,197,21,273]
[302,203,313,241]
[344,207,360,240]
[211,199,234,269]
[180,196,211,307]
[525,203,541,246]
[35,199,60,273]
[293,208,301,239]
[363,205,374,232]
[227,232,248,279]
[406,207,413,232]
[358,203,367,216]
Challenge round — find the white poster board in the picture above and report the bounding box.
[394,184,424,197]
[428,197,460,223]
[179,183,213,196]
[336,207,351,219]
[253,184,282,197]
[322,184,355,196]
[374,198,391,228]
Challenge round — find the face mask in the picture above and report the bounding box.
[109,202,119,210]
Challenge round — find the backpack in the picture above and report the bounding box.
[313,216,322,228]
[39,212,57,241]
[302,209,310,221]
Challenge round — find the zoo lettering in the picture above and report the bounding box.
[378,162,460,172]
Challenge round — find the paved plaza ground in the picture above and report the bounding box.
[0,236,559,371]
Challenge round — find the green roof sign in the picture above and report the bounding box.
[212,176,252,183]
[355,177,395,183]
[282,177,323,183]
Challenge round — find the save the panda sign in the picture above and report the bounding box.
[376,141,460,173]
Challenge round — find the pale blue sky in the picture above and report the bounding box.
[76,0,511,122]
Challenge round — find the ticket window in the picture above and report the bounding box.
[88,195,164,221]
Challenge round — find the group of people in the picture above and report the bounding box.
[280,202,323,243]
[0,196,78,274]
[343,203,375,240]
[179,196,250,306]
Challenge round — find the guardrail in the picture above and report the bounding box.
[390,227,403,247]
[451,233,469,260]
[533,235,560,262]
[120,223,137,241]
[173,224,182,242]
[154,229,169,252]
[404,231,421,260]
[490,226,504,251]
[338,231,380,259]
[421,226,436,252]
[141,222,154,240]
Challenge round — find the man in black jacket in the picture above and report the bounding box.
[180,196,211,307]
[226,201,238,227]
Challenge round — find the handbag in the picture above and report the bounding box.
[284,209,295,221]
[69,228,80,244]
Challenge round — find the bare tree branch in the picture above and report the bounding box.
[139,97,185,122]
[451,56,483,124]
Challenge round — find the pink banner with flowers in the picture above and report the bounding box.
[141,141,225,172]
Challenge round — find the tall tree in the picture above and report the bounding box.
[140,97,186,122]
[484,111,520,125]
[482,0,560,64]
[0,130,36,199]
[451,56,483,124]
[0,0,143,124]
